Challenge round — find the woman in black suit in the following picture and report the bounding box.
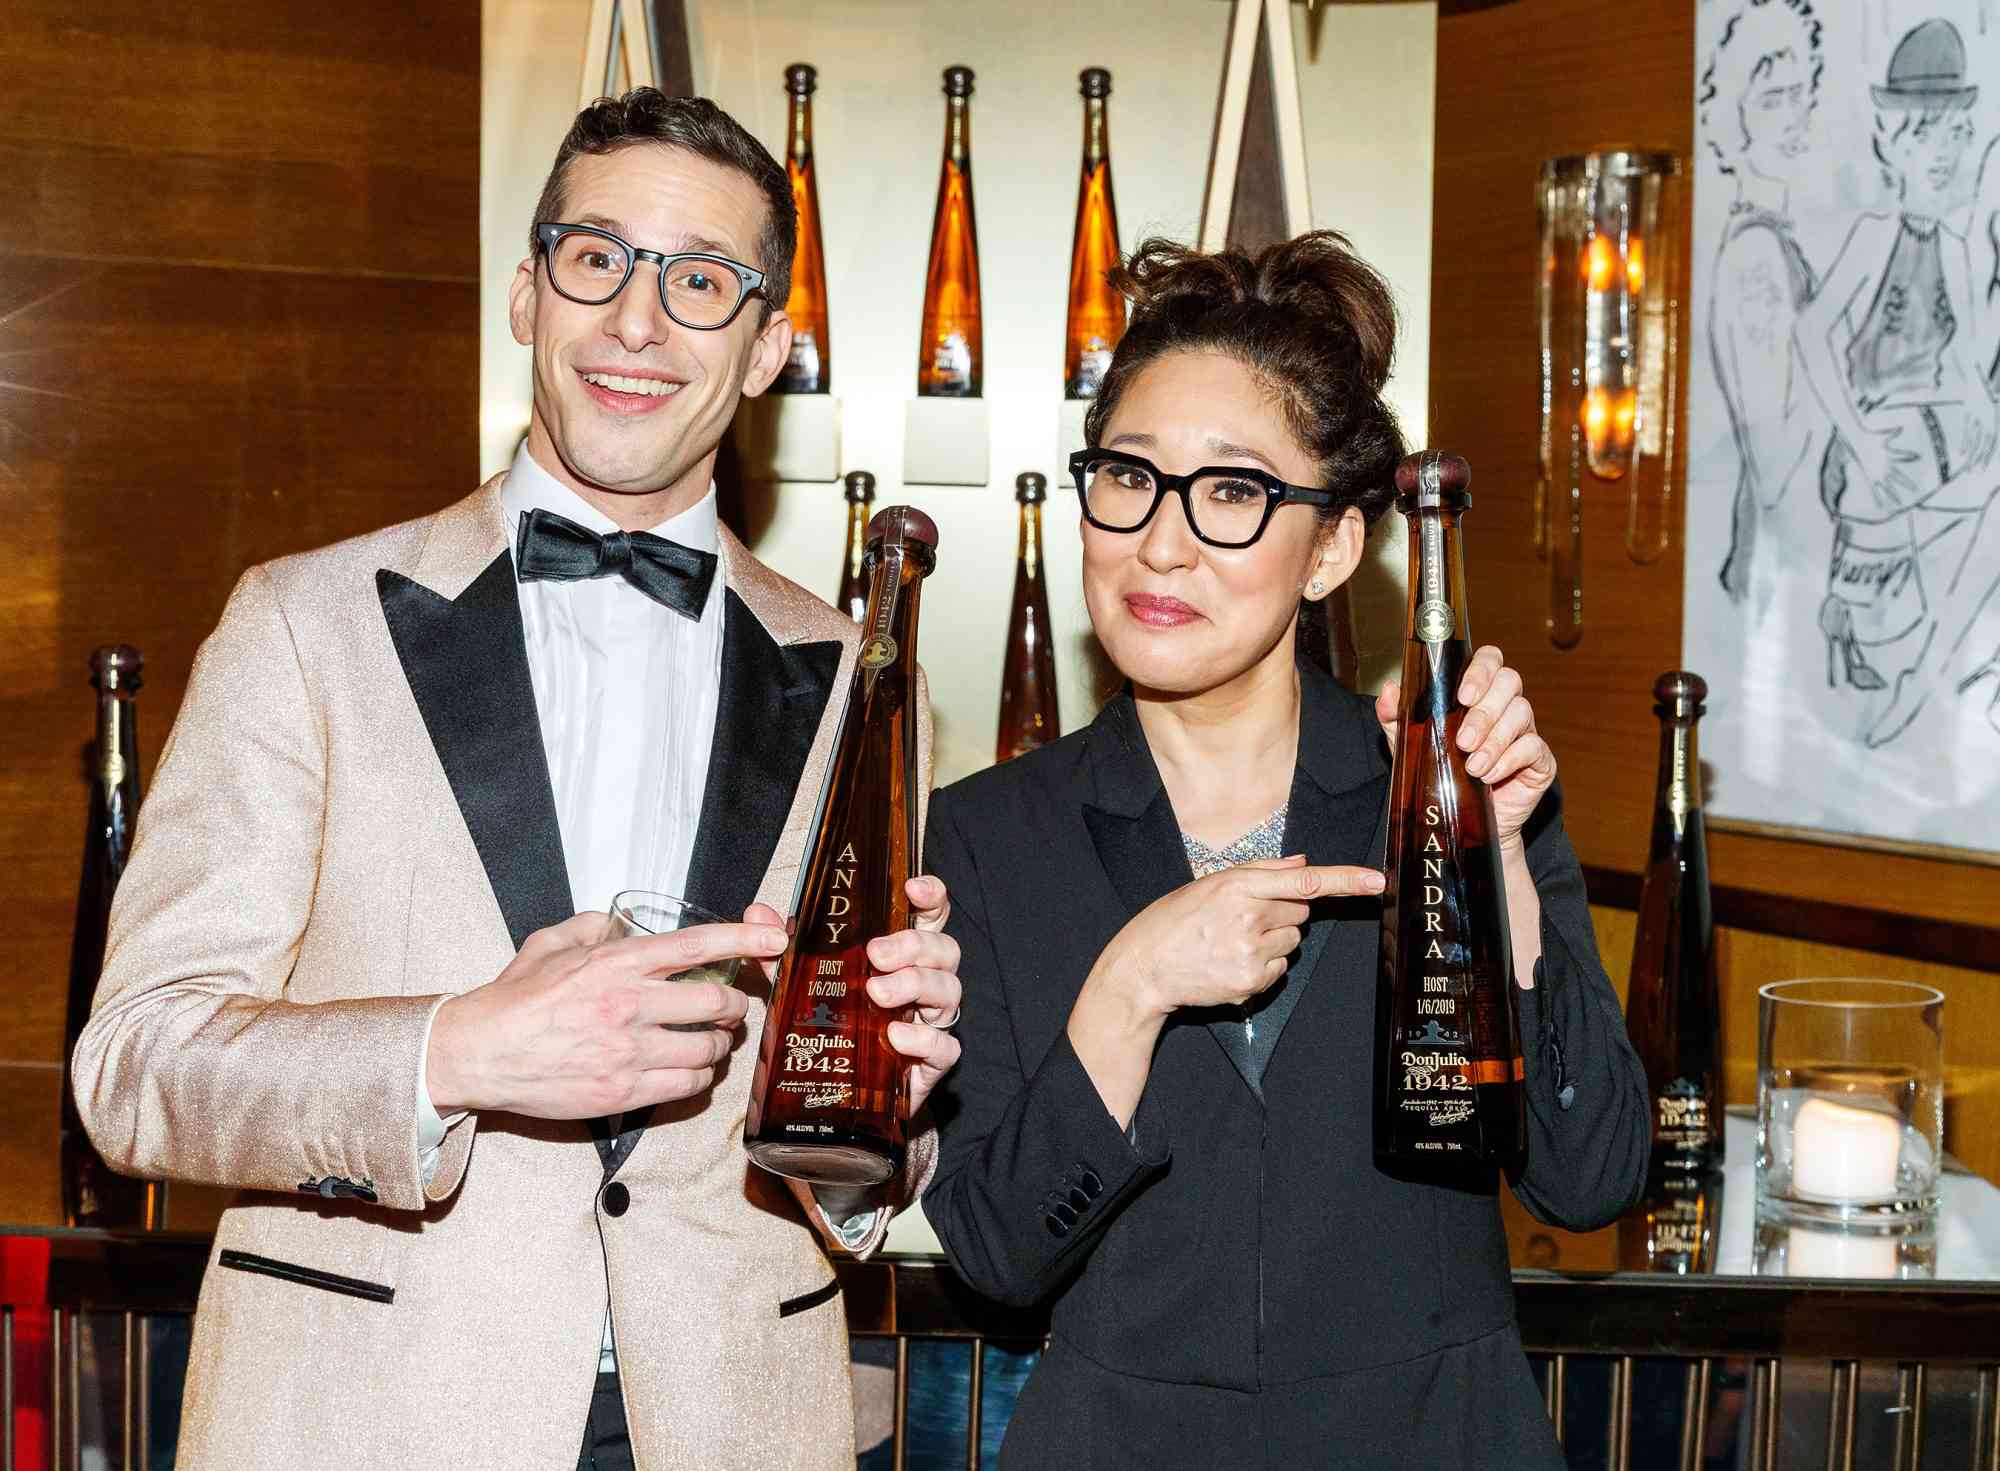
[920,233,1649,1468]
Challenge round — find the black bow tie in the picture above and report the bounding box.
[514,508,718,622]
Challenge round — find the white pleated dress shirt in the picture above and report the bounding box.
[417,441,725,1373]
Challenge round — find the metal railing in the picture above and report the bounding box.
[5,1232,2000,1470]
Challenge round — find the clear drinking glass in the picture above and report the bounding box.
[1756,978,1945,1235]
[608,891,743,1031]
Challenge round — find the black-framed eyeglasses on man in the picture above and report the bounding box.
[1067,449,1339,550]
[534,222,766,331]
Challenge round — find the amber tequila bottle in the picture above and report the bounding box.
[775,62,831,394]
[996,472,1061,761]
[1624,673,1723,1182]
[746,507,939,1185]
[835,470,875,621]
[917,66,982,397]
[1375,452,1525,1169]
[61,645,166,1228]
[1065,68,1124,399]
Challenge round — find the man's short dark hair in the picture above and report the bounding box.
[531,88,796,319]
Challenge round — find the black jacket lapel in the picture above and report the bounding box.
[683,589,844,925]
[1077,696,1261,1095]
[1078,669,1392,1101]
[1249,664,1393,1086]
[378,555,571,951]
[604,589,842,1176]
[1242,762,1389,1087]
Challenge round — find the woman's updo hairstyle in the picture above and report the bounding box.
[1083,230,1406,525]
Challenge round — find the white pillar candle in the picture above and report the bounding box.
[1786,1226,1898,1278]
[1791,1096,1902,1203]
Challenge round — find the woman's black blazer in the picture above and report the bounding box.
[921,663,1650,1469]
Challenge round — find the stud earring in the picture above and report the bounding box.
[1309,579,1325,595]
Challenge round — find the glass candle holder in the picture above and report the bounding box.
[1756,978,1944,1233]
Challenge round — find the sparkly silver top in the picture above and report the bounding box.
[1182,804,1290,1044]
[1181,804,1289,879]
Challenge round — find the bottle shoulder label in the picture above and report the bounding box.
[1416,600,1455,644]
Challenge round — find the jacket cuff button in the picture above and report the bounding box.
[1079,1169,1103,1198]
[1044,1215,1070,1239]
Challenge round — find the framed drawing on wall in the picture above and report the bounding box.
[1683,0,2000,864]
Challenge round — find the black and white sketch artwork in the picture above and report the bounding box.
[1687,0,2000,855]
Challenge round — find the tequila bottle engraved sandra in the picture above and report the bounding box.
[1374,451,1526,1169]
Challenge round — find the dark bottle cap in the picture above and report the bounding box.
[943,65,975,98]
[1653,671,1708,718]
[869,505,941,552]
[89,644,143,693]
[785,63,817,95]
[1393,449,1472,511]
[1015,471,1047,505]
[1080,67,1111,99]
[844,470,876,504]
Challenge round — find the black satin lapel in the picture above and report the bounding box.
[1081,789,1193,921]
[681,590,843,926]
[599,593,840,1176]
[377,557,571,951]
[1246,767,1392,1083]
[1083,794,1263,1096]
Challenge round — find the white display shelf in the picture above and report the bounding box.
[902,397,990,487]
[735,393,842,483]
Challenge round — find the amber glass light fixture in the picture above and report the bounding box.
[1537,150,1684,648]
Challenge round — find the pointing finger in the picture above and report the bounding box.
[1242,864,1386,901]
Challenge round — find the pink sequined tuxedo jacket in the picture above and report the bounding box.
[72,476,936,1470]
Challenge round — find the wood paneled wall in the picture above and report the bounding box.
[0,1,481,1228]
[1432,0,1999,1178]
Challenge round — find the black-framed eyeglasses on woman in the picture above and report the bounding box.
[534,222,766,330]
[1067,449,1339,549]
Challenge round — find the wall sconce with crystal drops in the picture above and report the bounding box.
[1537,150,1685,648]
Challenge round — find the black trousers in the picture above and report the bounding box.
[576,1369,635,1471]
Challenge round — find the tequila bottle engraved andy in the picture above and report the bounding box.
[745,507,938,1185]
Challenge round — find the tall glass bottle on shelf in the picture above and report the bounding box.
[835,470,875,621]
[775,62,831,395]
[61,644,166,1228]
[1065,67,1124,399]
[1621,671,1723,1269]
[996,472,1061,762]
[1375,451,1525,1170]
[746,507,940,1185]
[917,66,982,398]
